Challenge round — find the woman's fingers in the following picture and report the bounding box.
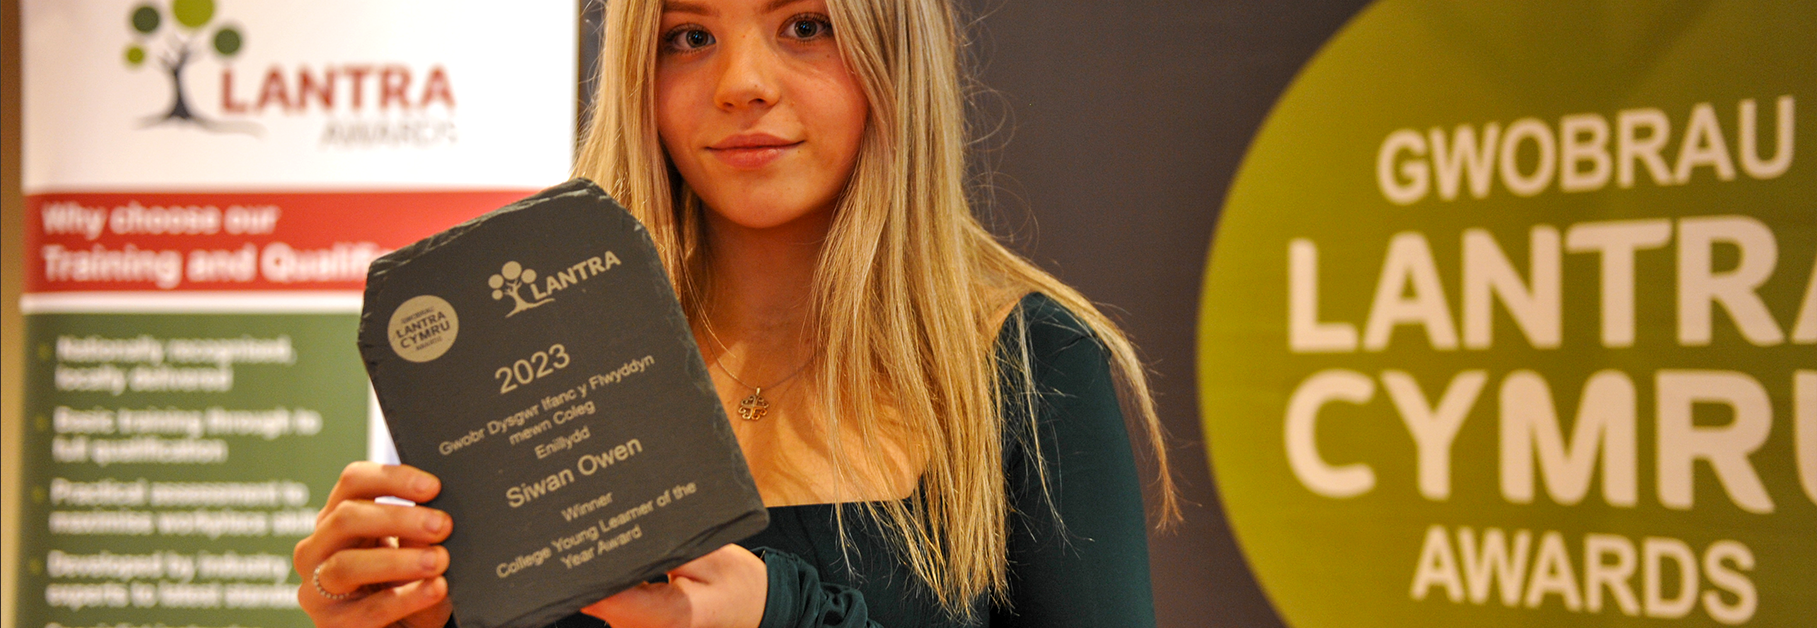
[666,544,751,583]
[298,463,446,574]
[304,500,451,559]
[315,546,448,595]
[669,545,768,628]
[580,546,767,628]
[581,582,691,627]
[323,462,441,512]
[303,575,450,628]
[295,499,451,578]
[294,463,452,628]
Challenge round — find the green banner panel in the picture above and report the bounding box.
[16,313,368,628]
[1200,1,1816,626]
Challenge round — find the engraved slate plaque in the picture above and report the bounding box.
[358,179,768,628]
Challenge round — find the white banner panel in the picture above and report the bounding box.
[13,3,578,627]
[23,0,576,192]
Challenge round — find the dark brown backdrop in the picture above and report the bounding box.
[578,1,1381,625]
[958,2,1372,625]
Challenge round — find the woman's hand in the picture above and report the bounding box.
[581,544,769,628]
[294,462,454,628]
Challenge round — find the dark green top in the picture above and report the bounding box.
[542,293,1155,627]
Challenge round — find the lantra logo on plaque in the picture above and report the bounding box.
[489,261,554,317]
[487,251,624,318]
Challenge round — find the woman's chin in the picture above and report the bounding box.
[704,200,835,233]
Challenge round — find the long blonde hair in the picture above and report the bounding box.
[575,0,1178,617]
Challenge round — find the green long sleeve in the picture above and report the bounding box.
[989,295,1157,627]
[745,293,1157,628]
[754,548,886,627]
[534,293,1157,628]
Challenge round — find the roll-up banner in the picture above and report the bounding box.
[14,2,575,626]
[1199,1,1815,627]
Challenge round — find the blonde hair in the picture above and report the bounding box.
[575,0,1178,617]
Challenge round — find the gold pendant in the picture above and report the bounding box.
[737,388,769,421]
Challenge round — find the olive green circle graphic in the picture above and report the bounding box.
[1198,2,1816,627]
[172,0,215,29]
[213,26,242,56]
[130,5,160,34]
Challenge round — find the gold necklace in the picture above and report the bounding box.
[699,317,812,421]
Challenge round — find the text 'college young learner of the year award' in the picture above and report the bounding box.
[358,179,769,628]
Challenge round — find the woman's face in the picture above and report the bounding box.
[655,0,869,231]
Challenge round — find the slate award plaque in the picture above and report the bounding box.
[358,179,769,628]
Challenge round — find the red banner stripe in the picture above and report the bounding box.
[24,190,538,293]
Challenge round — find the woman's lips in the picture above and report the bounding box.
[709,145,797,169]
[707,134,801,169]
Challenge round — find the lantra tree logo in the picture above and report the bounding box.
[490,261,555,317]
[488,251,624,318]
[124,0,259,134]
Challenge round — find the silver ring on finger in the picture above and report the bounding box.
[313,562,362,601]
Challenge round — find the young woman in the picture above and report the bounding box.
[294,0,1177,626]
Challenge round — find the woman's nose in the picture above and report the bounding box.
[714,30,782,110]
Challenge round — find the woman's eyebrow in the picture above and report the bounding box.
[762,0,813,13]
[663,0,813,18]
[662,1,716,17]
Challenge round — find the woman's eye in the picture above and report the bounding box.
[784,16,832,40]
[665,27,715,52]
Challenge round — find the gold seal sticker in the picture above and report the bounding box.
[389,295,460,363]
